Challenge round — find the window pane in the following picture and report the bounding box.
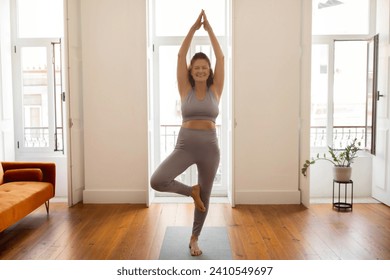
[159,46,181,127]
[155,0,225,36]
[312,0,370,35]
[333,41,367,148]
[17,0,63,38]
[311,44,328,147]
[21,47,49,148]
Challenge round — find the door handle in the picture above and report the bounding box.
[377,91,384,101]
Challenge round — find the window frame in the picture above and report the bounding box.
[311,0,378,153]
[11,0,65,155]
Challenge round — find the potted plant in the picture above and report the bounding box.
[302,138,361,182]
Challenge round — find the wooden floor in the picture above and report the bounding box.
[0,202,389,260]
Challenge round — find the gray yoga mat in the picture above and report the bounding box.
[159,226,232,260]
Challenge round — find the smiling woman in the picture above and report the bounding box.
[188,52,214,88]
[148,0,232,205]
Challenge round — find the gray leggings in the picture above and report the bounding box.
[150,127,220,236]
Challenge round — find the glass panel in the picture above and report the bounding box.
[333,41,368,148]
[311,44,328,147]
[159,46,181,127]
[21,47,49,148]
[312,0,370,35]
[155,0,225,36]
[17,0,64,38]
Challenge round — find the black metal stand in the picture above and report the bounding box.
[332,180,353,211]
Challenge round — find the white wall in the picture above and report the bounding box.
[72,0,310,204]
[233,0,306,204]
[310,154,373,199]
[80,0,148,203]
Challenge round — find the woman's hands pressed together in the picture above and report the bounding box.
[192,10,204,31]
[192,10,212,32]
[202,11,212,32]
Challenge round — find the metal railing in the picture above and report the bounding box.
[23,127,64,151]
[24,127,49,148]
[311,125,370,148]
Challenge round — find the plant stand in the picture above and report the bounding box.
[332,179,353,211]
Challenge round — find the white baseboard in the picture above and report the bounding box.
[83,189,146,204]
[235,190,301,204]
[310,197,380,204]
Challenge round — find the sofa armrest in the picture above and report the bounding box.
[1,162,56,195]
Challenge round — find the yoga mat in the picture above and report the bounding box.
[159,226,232,260]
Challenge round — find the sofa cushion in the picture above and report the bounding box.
[3,168,43,183]
[0,182,54,232]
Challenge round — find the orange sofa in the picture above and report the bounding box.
[0,162,56,232]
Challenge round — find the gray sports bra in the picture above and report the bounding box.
[181,88,219,123]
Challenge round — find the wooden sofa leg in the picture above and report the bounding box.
[45,201,50,215]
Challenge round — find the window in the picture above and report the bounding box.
[311,0,377,153]
[17,0,63,38]
[154,0,225,36]
[313,0,370,35]
[311,44,329,147]
[333,39,377,151]
[12,0,65,154]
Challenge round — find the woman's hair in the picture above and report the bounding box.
[188,52,214,87]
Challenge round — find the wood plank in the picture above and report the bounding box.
[1,202,389,260]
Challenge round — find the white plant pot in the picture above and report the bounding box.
[333,166,352,182]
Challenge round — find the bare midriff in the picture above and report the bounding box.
[182,120,216,130]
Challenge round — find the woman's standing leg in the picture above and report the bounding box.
[190,133,220,255]
[192,153,220,236]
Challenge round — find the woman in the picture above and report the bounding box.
[150,10,224,257]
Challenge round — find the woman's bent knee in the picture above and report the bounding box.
[150,173,165,192]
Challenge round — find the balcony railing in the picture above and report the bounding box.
[311,125,370,148]
[24,127,49,148]
[23,127,64,151]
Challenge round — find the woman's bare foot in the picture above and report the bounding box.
[191,185,206,212]
[189,235,202,256]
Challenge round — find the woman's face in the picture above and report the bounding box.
[191,59,210,83]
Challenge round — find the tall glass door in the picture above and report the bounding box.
[12,0,65,155]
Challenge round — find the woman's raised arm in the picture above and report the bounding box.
[177,11,203,97]
[203,11,225,98]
